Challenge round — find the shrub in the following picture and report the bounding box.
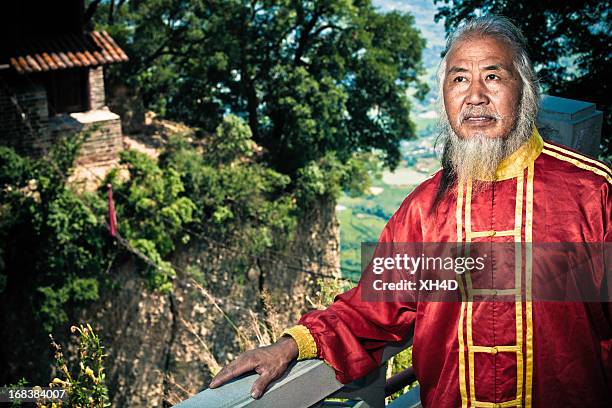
[40,324,110,408]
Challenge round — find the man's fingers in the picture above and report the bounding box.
[250,371,276,399]
[209,357,257,388]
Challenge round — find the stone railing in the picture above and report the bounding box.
[174,336,419,408]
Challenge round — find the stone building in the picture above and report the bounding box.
[0,0,128,164]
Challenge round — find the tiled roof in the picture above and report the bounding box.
[8,31,128,74]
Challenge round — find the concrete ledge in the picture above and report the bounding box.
[174,337,413,408]
[70,107,120,124]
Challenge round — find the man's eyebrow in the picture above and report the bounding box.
[447,66,469,74]
[482,64,512,72]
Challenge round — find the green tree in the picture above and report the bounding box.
[0,142,114,331]
[433,0,612,157]
[92,0,427,178]
[0,116,297,386]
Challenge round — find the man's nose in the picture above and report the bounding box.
[466,78,489,105]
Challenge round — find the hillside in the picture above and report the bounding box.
[339,0,444,279]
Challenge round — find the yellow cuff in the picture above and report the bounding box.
[282,324,318,360]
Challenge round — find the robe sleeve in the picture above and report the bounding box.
[602,177,612,390]
[601,179,612,319]
[602,179,612,326]
[283,206,419,384]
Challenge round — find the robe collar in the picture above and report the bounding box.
[484,126,543,181]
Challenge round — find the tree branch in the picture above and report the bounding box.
[293,8,322,65]
[311,23,343,38]
[108,0,115,25]
[84,0,102,27]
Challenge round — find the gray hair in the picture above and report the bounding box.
[436,15,540,119]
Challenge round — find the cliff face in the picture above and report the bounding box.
[78,195,340,407]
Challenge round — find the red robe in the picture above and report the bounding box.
[285,129,612,407]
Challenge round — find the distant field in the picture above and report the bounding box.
[337,182,416,281]
[341,0,443,280]
[382,167,431,186]
[412,116,437,132]
[338,97,440,280]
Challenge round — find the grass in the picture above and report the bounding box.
[338,111,438,280]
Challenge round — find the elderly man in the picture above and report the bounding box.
[210,16,612,407]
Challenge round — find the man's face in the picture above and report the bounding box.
[442,36,522,140]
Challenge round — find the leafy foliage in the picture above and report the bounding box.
[105,148,196,292]
[93,0,427,178]
[158,115,296,257]
[40,324,110,408]
[3,378,29,408]
[0,141,113,331]
[0,115,296,332]
[387,347,415,402]
[312,277,356,308]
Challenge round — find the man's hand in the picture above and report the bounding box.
[208,336,299,399]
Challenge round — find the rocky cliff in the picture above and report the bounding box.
[78,195,340,407]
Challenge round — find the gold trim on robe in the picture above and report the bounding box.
[479,127,544,181]
[456,128,544,407]
[282,324,318,360]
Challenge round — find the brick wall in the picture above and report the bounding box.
[49,108,123,165]
[77,118,122,165]
[89,66,106,109]
[0,79,51,156]
[1,70,122,165]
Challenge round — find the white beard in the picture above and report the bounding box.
[438,96,536,187]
